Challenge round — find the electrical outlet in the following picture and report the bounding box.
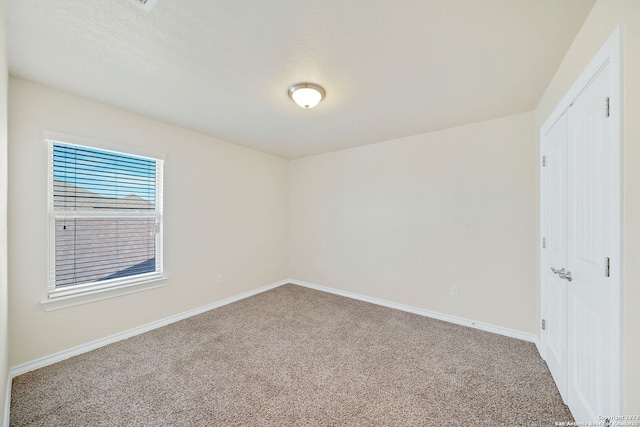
[318,264,324,272]
[216,274,223,285]
[450,285,459,297]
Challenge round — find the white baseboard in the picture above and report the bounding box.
[3,373,10,427]
[535,337,543,358]
[7,276,539,424]
[9,279,289,378]
[289,279,539,345]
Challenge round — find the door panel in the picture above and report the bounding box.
[569,301,603,416]
[566,63,612,422]
[541,30,621,422]
[542,112,568,402]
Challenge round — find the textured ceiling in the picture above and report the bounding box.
[5,0,595,159]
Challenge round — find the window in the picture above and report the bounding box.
[47,139,164,299]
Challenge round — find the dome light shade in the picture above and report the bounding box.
[288,83,326,109]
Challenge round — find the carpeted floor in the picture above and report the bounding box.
[10,284,572,426]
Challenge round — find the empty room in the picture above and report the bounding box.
[1,0,639,425]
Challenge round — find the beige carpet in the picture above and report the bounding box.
[10,284,572,426]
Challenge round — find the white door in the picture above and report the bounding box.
[542,59,620,422]
[566,63,616,422]
[541,111,569,403]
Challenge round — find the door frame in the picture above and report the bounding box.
[539,26,622,414]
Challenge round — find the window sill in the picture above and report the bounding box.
[40,276,167,312]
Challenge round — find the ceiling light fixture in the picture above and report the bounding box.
[288,83,326,109]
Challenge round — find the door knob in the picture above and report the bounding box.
[551,267,572,282]
[560,271,572,282]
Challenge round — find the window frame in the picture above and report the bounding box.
[44,131,166,304]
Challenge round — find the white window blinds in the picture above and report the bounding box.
[48,141,164,298]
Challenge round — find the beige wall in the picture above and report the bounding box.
[8,0,639,415]
[534,0,639,413]
[0,0,9,423]
[8,78,289,366]
[290,112,538,334]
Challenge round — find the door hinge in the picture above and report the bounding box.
[542,156,547,167]
[605,97,610,117]
[542,319,546,331]
[542,237,546,249]
[605,257,610,277]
